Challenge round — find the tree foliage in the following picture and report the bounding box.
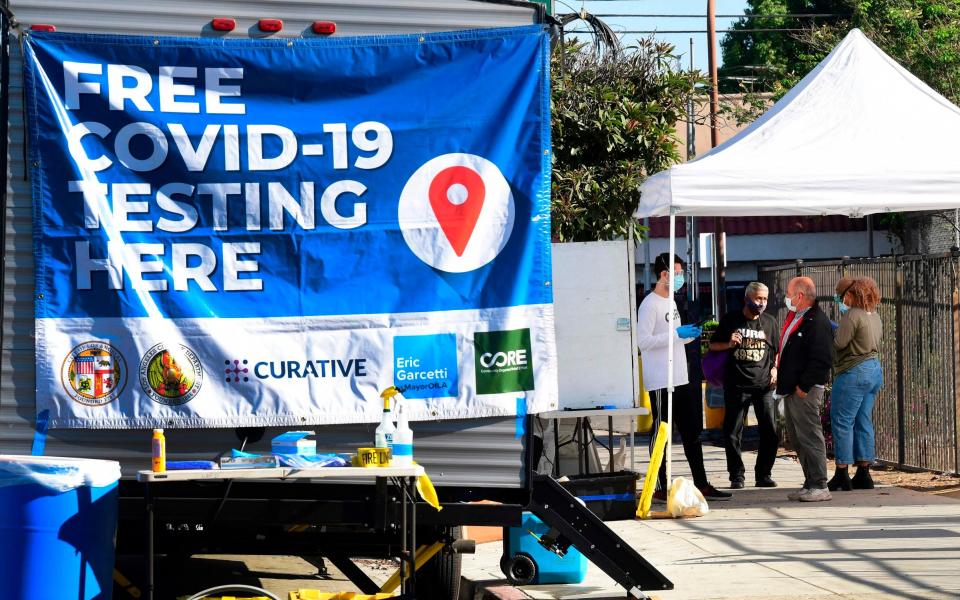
[721,1,960,105]
[550,39,702,242]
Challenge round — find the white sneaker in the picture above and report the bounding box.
[799,487,832,502]
[787,489,805,501]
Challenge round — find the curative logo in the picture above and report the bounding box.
[228,357,369,380]
[398,153,515,272]
[393,334,459,399]
[225,359,250,383]
[60,341,126,406]
[139,343,203,406]
[474,329,534,394]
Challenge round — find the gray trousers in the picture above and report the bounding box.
[783,387,828,490]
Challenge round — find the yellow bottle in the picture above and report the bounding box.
[151,428,166,473]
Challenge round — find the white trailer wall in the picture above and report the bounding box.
[1,0,539,485]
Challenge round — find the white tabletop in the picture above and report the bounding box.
[137,465,424,482]
[537,407,650,419]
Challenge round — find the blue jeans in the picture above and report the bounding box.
[830,358,883,465]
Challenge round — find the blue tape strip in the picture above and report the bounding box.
[32,410,49,456]
[515,397,527,439]
[577,493,635,502]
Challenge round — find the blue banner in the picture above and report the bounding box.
[25,26,559,429]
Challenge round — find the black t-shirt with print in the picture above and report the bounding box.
[710,310,779,390]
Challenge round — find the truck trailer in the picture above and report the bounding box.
[0,1,672,598]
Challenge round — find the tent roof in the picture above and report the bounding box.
[635,29,960,218]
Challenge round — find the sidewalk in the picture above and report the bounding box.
[462,442,960,600]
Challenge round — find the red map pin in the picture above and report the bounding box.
[428,166,486,257]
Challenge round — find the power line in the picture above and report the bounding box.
[568,28,812,34]
[591,14,845,19]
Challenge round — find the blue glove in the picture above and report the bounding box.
[830,319,839,331]
[676,324,702,339]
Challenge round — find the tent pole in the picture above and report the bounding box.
[643,217,651,291]
[667,212,676,487]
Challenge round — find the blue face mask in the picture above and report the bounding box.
[746,297,767,315]
[673,273,685,292]
[839,303,850,314]
[833,294,843,305]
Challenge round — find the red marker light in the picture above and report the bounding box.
[211,18,236,32]
[258,18,283,32]
[312,21,336,35]
[30,24,57,32]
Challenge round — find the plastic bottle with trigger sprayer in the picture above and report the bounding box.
[392,400,414,468]
[375,390,396,451]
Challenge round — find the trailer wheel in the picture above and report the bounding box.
[416,526,463,600]
[504,552,537,586]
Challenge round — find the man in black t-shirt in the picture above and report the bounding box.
[709,282,780,488]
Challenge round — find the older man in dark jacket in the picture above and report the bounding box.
[777,276,835,502]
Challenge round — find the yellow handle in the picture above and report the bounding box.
[636,422,669,519]
[379,541,445,593]
[380,386,399,410]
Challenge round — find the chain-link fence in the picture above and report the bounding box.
[759,254,960,475]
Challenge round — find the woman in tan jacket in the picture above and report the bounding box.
[828,276,883,491]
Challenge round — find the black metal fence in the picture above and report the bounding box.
[759,254,960,475]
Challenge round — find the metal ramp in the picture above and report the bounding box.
[527,474,673,599]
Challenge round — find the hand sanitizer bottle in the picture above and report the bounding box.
[392,402,414,468]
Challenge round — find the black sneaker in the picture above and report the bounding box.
[730,479,745,489]
[755,476,778,488]
[698,484,733,500]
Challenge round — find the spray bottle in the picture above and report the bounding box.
[392,401,414,468]
[375,388,397,450]
[151,428,166,473]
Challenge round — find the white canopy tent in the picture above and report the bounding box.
[634,29,960,485]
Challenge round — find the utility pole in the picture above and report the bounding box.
[707,0,726,315]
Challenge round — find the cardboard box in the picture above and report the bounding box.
[272,431,317,455]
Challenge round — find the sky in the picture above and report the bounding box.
[564,0,751,72]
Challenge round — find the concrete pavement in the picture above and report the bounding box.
[462,442,960,600]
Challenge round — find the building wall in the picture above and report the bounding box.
[636,230,896,287]
[905,211,960,254]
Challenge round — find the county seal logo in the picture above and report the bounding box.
[61,341,126,406]
[139,343,203,406]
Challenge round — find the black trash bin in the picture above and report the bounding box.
[559,470,638,521]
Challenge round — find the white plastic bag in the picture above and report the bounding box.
[667,476,709,518]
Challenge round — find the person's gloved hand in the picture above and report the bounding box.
[830,319,839,331]
[676,324,702,339]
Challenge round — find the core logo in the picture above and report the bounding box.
[61,341,126,406]
[139,343,203,406]
[474,329,534,394]
[398,153,515,272]
[479,349,528,369]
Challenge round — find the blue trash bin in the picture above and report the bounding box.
[0,455,121,600]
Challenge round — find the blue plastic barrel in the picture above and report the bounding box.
[0,455,121,600]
